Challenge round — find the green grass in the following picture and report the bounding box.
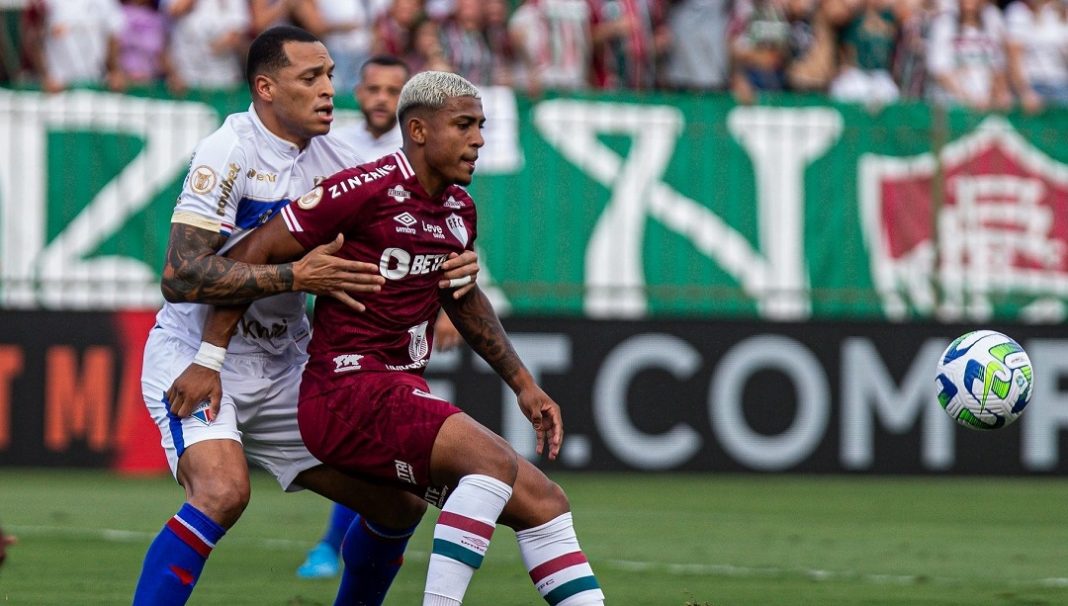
[2,470,1068,605]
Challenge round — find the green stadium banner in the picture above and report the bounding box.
[3,86,1068,321]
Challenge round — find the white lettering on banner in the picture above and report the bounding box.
[839,339,953,470]
[595,334,702,469]
[534,101,841,320]
[445,330,1068,471]
[1021,340,1068,470]
[710,335,828,470]
[0,89,218,309]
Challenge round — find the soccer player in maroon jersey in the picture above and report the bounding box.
[170,70,605,606]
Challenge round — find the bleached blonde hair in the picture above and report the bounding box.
[397,71,480,121]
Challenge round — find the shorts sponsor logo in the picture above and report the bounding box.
[297,186,324,210]
[190,165,217,194]
[424,485,449,507]
[395,459,416,484]
[191,402,215,426]
[332,353,364,372]
[384,359,429,371]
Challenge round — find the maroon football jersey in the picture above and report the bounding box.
[279,151,477,391]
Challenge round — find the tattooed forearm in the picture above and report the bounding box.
[443,287,524,386]
[160,223,294,305]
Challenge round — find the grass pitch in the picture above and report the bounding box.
[1,469,1067,605]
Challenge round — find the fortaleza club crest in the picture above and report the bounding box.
[859,116,1068,322]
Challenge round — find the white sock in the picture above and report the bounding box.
[423,474,512,606]
[516,512,605,605]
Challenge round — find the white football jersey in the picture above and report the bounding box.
[154,106,365,356]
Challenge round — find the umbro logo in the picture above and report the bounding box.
[394,212,417,234]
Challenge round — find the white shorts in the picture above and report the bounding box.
[141,327,321,491]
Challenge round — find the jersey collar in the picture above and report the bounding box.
[248,104,303,158]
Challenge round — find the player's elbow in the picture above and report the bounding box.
[159,264,200,303]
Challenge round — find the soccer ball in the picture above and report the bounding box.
[935,330,1033,430]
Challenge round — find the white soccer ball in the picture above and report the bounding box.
[935,330,1033,430]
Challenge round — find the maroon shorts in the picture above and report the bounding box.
[297,371,461,495]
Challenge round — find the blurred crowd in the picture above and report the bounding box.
[1,0,1067,111]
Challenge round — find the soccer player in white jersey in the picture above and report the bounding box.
[132,26,479,606]
[296,52,465,581]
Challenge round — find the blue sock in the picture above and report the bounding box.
[333,516,416,606]
[323,503,359,552]
[133,503,226,606]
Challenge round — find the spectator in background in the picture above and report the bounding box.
[662,0,731,92]
[892,0,937,100]
[25,0,127,93]
[786,0,858,93]
[249,0,325,36]
[484,0,518,86]
[314,0,391,92]
[405,16,453,73]
[926,0,1013,111]
[1004,0,1068,110]
[163,0,249,93]
[830,0,900,105]
[118,0,167,85]
[372,0,424,58]
[729,0,792,103]
[589,0,669,90]
[509,0,592,94]
[438,0,495,84]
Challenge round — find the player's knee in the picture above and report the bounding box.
[375,493,427,528]
[541,479,570,513]
[190,479,250,527]
[476,443,519,486]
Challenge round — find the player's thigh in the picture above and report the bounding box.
[295,464,427,529]
[234,355,321,492]
[429,412,519,488]
[142,329,245,482]
[176,438,251,505]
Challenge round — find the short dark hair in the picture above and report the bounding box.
[245,25,321,91]
[359,55,411,81]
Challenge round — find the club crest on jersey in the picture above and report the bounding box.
[333,353,364,373]
[444,195,465,209]
[446,213,468,247]
[297,186,324,210]
[190,165,217,194]
[191,402,215,426]
[394,212,417,234]
[388,186,411,203]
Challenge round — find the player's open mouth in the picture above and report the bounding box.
[315,106,334,122]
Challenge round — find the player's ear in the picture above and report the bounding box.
[406,116,427,145]
[253,73,275,102]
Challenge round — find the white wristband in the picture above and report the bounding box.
[193,341,226,372]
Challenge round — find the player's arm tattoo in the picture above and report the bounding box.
[160,223,295,305]
[442,287,524,386]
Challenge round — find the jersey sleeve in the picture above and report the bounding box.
[171,128,248,237]
[279,168,369,251]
